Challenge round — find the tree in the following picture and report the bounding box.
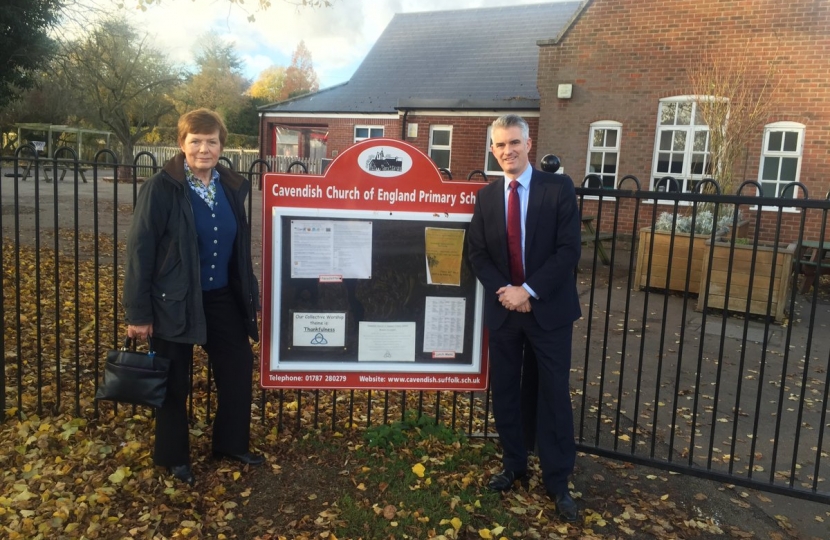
[687,46,779,196]
[248,66,287,103]
[56,17,182,164]
[176,32,255,135]
[0,0,61,109]
[281,41,319,100]
[0,67,74,127]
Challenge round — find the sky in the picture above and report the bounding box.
[88,0,572,88]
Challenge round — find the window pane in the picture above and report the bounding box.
[355,128,368,138]
[673,131,686,151]
[603,153,617,173]
[432,129,450,146]
[593,129,605,147]
[606,129,617,147]
[487,153,501,171]
[780,157,797,181]
[677,102,692,125]
[690,153,706,175]
[660,103,676,125]
[760,181,778,197]
[670,154,683,174]
[589,152,603,172]
[767,131,782,151]
[694,105,705,126]
[430,149,450,169]
[783,131,798,152]
[762,157,779,180]
[659,131,673,151]
[602,175,615,188]
[370,128,384,138]
[693,131,708,152]
[657,153,671,173]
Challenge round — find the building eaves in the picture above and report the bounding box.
[396,98,540,111]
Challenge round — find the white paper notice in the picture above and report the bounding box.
[358,322,416,362]
[422,297,465,354]
[292,312,346,347]
[290,220,372,279]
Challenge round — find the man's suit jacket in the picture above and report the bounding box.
[467,168,582,331]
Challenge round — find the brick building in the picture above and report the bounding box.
[257,2,581,182]
[537,0,830,240]
[258,0,828,241]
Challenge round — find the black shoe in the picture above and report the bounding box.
[212,451,265,466]
[549,490,578,523]
[486,469,527,492]
[169,464,195,486]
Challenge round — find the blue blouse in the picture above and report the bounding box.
[187,178,237,291]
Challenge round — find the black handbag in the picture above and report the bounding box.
[95,337,171,408]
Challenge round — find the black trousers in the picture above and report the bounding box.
[151,287,254,467]
[488,312,576,494]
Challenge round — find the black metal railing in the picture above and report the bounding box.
[1,151,827,503]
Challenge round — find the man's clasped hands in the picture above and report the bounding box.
[496,285,532,313]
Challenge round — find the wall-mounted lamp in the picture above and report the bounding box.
[557,83,573,99]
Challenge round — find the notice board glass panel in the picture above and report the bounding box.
[275,211,480,369]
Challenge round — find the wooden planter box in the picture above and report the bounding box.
[634,220,749,294]
[696,239,794,321]
[635,228,708,294]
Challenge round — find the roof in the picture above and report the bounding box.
[260,2,582,115]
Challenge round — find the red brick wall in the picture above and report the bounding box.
[538,0,830,242]
[260,114,543,182]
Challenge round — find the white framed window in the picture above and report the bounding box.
[586,121,621,188]
[651,97,713,192]
[759,122,805,199]
[485,126,503,177]
[428,125,452,170]
[354,125,384,142]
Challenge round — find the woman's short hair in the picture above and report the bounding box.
[177,108,228,147]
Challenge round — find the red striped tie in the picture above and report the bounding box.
[507,180,524,285]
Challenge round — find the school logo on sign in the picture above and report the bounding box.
[358,147,412,177]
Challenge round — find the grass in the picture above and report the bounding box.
[328,412,523,539]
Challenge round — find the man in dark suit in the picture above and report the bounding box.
[467,114,581,522]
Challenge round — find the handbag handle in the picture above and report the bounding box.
[121,336,156,356]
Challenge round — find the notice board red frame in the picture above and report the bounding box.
[260,138,488,391]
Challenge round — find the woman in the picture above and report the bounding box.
[123,108,262,486]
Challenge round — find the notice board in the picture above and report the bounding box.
[260,139,488,391]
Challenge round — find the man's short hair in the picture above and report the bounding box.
[491,114,530,141]
[177,108,228,147]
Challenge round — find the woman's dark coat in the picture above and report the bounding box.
[123,153,259,344]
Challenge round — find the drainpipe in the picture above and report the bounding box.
[400,110,409,140]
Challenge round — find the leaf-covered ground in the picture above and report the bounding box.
[2,398,827,539]
[3,240,829,539]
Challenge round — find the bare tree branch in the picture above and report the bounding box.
[687,43,780,196]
